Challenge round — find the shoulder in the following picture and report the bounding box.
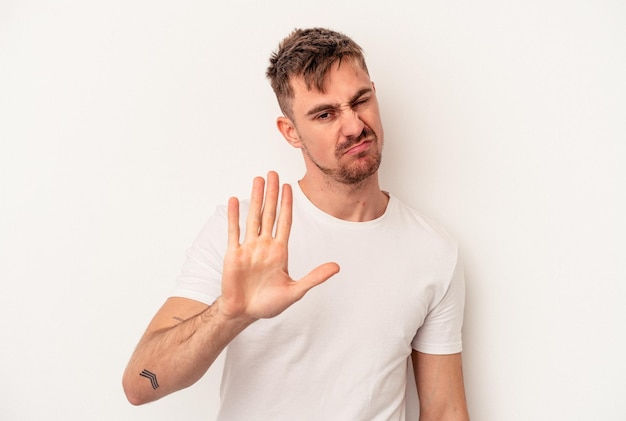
[386,196,461,278]
[389,195,458,247]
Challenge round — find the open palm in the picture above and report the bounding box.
[220,172,340,321]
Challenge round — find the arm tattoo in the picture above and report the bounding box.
[140,369,160,390]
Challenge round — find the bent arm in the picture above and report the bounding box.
[122,296,254,405]
[412,351,469,421]
[123,173,339,405]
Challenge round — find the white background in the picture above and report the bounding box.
[1,1,624,420]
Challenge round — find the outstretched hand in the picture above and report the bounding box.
[219,171,340,321]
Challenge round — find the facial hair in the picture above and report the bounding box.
[302,127,383,185]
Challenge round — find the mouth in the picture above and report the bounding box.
[337,129,376,157]
[343,139,373,156]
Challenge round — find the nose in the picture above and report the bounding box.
[339,109,365,139]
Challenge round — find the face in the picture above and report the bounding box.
[279,60,384,186]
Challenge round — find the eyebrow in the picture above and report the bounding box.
[305,87,374,118]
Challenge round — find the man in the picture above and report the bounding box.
[123,27,469,420]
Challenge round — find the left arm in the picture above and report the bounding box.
[412,351,469,421]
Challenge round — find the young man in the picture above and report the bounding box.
[123,27,469,420]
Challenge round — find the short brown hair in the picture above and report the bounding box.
[266,27,369,118]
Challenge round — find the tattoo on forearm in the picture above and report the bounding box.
[140,369,160,390]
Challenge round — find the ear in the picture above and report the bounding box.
[276,116,302,148]
[371,81,376,92]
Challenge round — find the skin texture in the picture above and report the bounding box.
[123,59,469,420]
[276,61,388,222]
[122,173,339,405]
[413,351,470,421]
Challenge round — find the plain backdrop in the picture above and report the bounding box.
[1,1,624,420]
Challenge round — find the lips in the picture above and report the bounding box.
[336,127,377,157]
[344,139,373,155]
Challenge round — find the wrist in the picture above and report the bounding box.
[208,297,257,331]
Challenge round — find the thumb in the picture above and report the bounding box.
[293,262,340,297]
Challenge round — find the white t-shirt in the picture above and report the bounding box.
[172,184,465,421]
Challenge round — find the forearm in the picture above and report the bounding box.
[122,298,253,405]
[122,173,338,405]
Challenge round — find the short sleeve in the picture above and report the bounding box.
[170,205,229,305]
[412,252,466,354]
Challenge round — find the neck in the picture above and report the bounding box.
[297,173,389,222]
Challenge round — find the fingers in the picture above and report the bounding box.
[227,196,240,249]
[244,176,265,242]
[260,171,280,237]
[275,183,293,242]
[244,171,286,241]
[293,262,341,298]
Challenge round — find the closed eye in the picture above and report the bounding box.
[352,96,371,108]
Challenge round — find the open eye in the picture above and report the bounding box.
[316,110,335,121]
